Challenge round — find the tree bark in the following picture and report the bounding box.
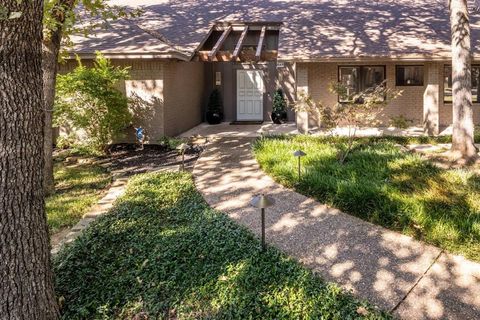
[0,2,60,319]
[450,0,478,161]
[42,30,62,196]
[43,0,76,195]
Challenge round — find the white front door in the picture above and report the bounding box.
[236,70,264,121]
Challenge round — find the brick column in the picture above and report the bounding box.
[423,63,440,135]
[296,64,309,134]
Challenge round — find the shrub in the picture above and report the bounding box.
[207,88,223,115]
[55,133,77,150]
[390,115,413,129]
[273,88,287,113]
[292,81,402,163]
[54,52,132,152]
[157,136,185,150]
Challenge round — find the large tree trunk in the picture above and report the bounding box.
[450,0,478,161]
[42,30,62,196]
[0,2,60,319]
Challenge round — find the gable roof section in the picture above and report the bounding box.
[70,0,480,61]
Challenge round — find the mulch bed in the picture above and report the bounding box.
[56,143,204,178]
[100,143,203,176]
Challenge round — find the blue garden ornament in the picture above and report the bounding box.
[135,127,144,142]
[135,127,144,150]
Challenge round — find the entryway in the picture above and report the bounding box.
[236,70,264,121]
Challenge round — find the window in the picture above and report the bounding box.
[396,65,424,86]
[338,66,385,102]
[444,65,480,103]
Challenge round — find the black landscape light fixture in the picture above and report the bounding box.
[250,194,275,251]
[293,150,306,180]
[176,143,189,170]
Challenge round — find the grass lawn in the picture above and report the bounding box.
[253,135,480,262]
[54,172,390,319]
[46,157,111,233]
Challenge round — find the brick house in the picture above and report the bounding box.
[67,0,480,141]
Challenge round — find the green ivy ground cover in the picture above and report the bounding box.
[54,172,390,319]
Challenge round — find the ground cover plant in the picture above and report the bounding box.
[54,172,390,319]
[46,155,111,233]
[253,135,480,262]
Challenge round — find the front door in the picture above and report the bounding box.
[236,70,264,121]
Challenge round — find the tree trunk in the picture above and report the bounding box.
[42,30,62,196]
[450,0,478,161]
[0,2,60,319]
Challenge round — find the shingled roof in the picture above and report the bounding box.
[70,0,480,61]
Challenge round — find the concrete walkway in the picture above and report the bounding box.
[193,137,480,320]
[180,122,454,139]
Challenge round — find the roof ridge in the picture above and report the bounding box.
[126,17,190,56]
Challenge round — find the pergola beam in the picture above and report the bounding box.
[255,26,266,60]
[208,26,232,61]
[232,26,249,60]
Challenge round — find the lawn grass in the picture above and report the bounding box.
[46,157,111,233]
[253,135,480,262]
[54,172,390,319]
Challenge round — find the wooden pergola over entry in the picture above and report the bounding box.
[194,22,281,62]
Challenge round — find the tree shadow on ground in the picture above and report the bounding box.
[265,137,480,262]
[54,172,384,319]
[191,136,480,319]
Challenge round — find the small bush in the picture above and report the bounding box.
[292,81,402,163]
[207,89,223,114]
[55,134,77,150]
[390,115,413,129]
[54,52,132,152]
[273,88,287,113]
[157,136,185,150]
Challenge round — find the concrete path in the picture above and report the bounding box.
[180,122,454,139]
[193,137,480,320]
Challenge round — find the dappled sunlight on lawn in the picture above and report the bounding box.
[46,161,111,233]
[254,136,480,262]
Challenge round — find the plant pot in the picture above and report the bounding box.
[206,111,222,125]
[271,111,287,124]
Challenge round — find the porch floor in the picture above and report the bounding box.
[179,122,453,138]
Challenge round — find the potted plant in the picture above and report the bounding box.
[206,88,223,125]
[271,88,287,124]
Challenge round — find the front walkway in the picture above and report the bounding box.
[180,122,453,139]
[193,137,480,320]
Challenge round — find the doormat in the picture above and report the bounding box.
[230,121,264,125]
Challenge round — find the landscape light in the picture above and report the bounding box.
[293,150,306,180]
[250,194,275,251]
[176,143,189,170]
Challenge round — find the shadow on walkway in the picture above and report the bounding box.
[193,137,480,320]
